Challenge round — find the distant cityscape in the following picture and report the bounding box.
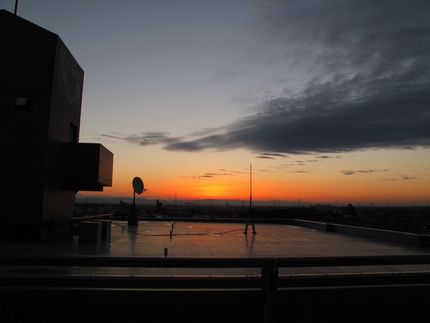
[75,199,430,234]
[75,194,430,207]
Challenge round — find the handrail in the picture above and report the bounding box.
[2,255,430,323]
[72,214,112,222]
[276,255,430,267]
[0,256,271,267]
[1,255,430,268]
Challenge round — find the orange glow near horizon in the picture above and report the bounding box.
[79,172,430,205]
[77,147,430,205]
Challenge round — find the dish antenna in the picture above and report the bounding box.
[129,176,147,226]
[133,177,144,195]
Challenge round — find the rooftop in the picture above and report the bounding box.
[1,221,430,277]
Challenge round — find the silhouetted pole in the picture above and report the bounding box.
[129,191,138,226]
[244,163,256,234]
[14,0,18,15]
[250,163,252,209]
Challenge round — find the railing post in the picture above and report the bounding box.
[262,259,278,323]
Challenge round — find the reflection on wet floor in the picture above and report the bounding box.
[1,221,430,277]
[107,221,429,258]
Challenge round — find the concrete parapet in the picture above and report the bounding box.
[292,219,430,248]
[290,219,333,232]
[334,224,420,245]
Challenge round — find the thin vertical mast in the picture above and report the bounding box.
[249,163,252,209]
[14,0,19,15]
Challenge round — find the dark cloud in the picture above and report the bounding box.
[101,132,178,146]
[316,155,342,159]
[379,175,417,181]
[256,155,275,160]
[106,1,430,154]
[294,162,305,166]
[259,152,287,157]
[101,134,124,140]
[401,175,417,181]
[269,159,321,169]
[161,76,430,153]
[256,152,287,159]
[342,169,388,176]
[198,172,234,179]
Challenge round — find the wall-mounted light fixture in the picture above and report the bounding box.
[15,96,29,107]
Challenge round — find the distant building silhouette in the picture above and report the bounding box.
[0,10,113,239]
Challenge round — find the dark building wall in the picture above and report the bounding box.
[42,38,84,222]
[0,10,112,238]
[0,10,58,233]
[0,10,56,173]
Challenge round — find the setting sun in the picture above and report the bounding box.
[198,183,232,199]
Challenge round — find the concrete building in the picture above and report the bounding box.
[0,10,113,239]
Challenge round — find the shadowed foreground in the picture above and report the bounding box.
[1,221,430,322]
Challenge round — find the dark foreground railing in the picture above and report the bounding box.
[2,255,430,322]
[4,254,430,267]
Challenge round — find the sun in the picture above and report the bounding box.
[199,183,229,199]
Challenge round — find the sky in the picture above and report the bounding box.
[3,0,430,205]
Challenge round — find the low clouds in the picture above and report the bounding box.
[102,132,177,146]
[104,0,430,154]
[379,175,418,181]
[180,168,246,180]
[256,152,287,159]
[199,172,233,179]
[316,155,342,159]
[342,169,387,176]
[401,175,417,181]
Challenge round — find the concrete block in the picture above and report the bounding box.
[79,221,101,244]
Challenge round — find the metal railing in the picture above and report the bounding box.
[3,254,430,269]
[2,255,430,323]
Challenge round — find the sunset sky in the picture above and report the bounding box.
[3,0,430,205]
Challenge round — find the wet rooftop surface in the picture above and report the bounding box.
[1,221,430,277]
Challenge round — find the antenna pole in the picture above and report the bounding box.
[129,190,138,226]
[249,163,252,209]
[14,0,18,15]
[244,162,256,234]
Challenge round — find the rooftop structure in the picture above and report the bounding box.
[0,10,113,239]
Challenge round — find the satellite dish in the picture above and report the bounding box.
[132,177,144,194]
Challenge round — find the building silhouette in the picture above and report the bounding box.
[0,10,113,239]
